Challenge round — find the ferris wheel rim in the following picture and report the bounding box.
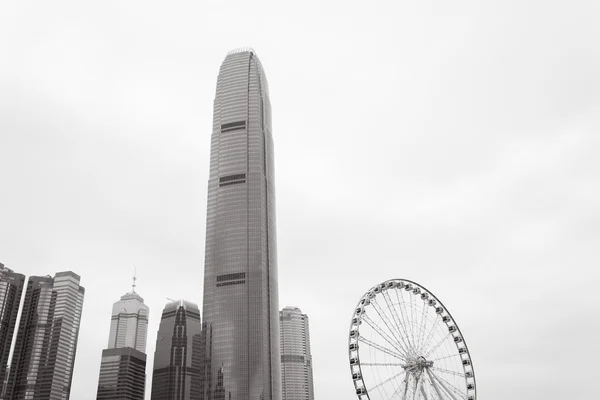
[348,278,477,400]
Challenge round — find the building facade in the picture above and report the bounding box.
[96,288,149,400]
[96,348,146,400]
[150,300,202,400]
[0,264,25,394]
[201,48,281,400]
[279,307,314,400]
[6,271,85,400]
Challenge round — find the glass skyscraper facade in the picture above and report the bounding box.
[279,307,314,400]
[201,48,281,400]
[151,300,202,400]
[96,289,149,400]
[6,271,85,400]
[0,263,25,395]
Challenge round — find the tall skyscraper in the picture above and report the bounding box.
[6,271,85,400]
[96,280,149,400]
[279,307,314,400]
[150,300,202,400]
[0,264,25,395]
[106,285,149,352]
[201,48,281,400]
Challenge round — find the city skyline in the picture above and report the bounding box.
[1,1,598,399]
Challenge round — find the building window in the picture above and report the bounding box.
[219,174,246,187]
[221,120,246,133]
[216,272,246,288]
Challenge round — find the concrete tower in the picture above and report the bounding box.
[201,48,280,400]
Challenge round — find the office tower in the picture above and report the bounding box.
[0,264,25,394]
[6,271,84,400]
[201,48,281,400]
[96,281,149,400]
[106,284,149,351]
[279,307,314,400]
[150,300,202,400]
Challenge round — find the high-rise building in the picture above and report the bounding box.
[0,264,25,395]
[6,271,85,400]
[107,289,149,352]
[279,307,314,400]
[201,48,281,400]
[150,300,202,400]
[96,282,149,400]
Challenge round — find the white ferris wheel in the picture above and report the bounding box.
[348,279,477,400]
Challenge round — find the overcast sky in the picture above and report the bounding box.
[1,0,599,399]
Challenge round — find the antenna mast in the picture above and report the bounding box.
[132,266,137,293]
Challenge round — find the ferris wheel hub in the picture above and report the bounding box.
[404,356,434,374]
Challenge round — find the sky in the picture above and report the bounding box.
[0,0,599,399]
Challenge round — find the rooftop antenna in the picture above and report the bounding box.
[132,266,137,293]
[166,297,175,302]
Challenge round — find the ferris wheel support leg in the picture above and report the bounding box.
[428,369,460,400]
[426,369,447,400]
[413,374,423,400]
[399,370,410,400]
[420,383,429,400]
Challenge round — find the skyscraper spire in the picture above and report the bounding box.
[132,266,137,293]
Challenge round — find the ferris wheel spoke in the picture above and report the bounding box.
[429,352,460,363]
[424,331,452,359]
[358,336,407,361]
[362,314,409,359]
[388,291,414,349]
[419,313,441,356]
[428,369,467,400]
[381,291,414,355]
[370,299,410,355]
[416,298,430,354]
[430,366,465,378]
[362,362,407,367]
[368,369,405,393]
[409,291,419,351]
[395,288,417,352]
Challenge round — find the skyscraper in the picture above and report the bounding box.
[6,271,85,400]
[96,281,149,400]
[150,300,202,400]
[106,288,149,352]
[0,264,25,395]
[201,48,281,400]
[279,307,314,400]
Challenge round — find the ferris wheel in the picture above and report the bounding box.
[348,279,477,400]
